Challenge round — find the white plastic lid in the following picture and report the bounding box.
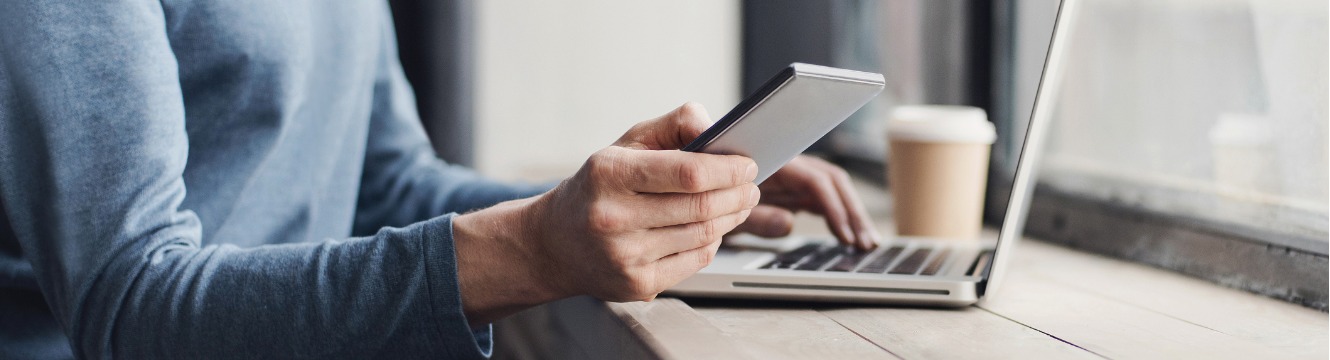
[887,105,997,144]
[1209,113,1274,146]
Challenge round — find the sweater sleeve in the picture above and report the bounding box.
[0,2,493,358]
[351,5,548,236]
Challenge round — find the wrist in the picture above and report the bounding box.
[501,193,572,301]
[453,194,566,325]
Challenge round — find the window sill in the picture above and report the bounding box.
[1025,183,1329,310]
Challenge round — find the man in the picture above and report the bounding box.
[0,1,879,358]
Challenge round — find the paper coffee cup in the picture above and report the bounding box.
[886,105,996,240]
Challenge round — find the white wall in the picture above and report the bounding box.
[474,1,742,182]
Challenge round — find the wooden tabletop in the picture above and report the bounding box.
[493,183,1328,359]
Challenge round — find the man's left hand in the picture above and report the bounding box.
[732,156,881,250]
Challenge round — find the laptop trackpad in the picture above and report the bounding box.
[703,248,774,273]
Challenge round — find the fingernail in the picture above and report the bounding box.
[840,225,856,244]
[747,185,761,207]
[744,162,758,182]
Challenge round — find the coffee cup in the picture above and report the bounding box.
[1208,113,1280,195]
[886,105,996,240]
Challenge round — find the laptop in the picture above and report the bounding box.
[665,0,1075,306]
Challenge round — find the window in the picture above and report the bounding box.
[1010,0,1328,308]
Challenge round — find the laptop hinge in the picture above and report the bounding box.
[968,250,995,296]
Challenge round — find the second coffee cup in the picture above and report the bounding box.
[886,105,996,240]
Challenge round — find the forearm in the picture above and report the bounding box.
[93,216,485,358]
[354,157,550,234]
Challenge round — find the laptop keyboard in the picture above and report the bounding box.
[759,244,951,276]
[887,248,931,274]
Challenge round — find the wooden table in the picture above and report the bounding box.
[493,184,1328,359]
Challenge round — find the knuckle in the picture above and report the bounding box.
[634,279,657,299]
[678,102,707,120]
[814,173,836,190]
[729,162,744,186]
[691,191,714,219]
[693,219,719,244]
[585,150,613,179]
[676,161,705,192]
[695,247,716,268]
[609,252,634,273]
[729,157,758,186]
[627,121,652,135]
[615,242,646,267]
[588,202,625,233]
[620,272,656,300]
[588,148,634,190]
[830,167,851,182]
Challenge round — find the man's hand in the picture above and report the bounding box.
[734,156,882,250]
[612,103,880,250]
[453,103,757,324]
[521,103,760,302]
[452,102,878,327]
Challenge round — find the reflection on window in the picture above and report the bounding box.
[1042,0,1328,244]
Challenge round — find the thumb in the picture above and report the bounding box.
[615,102,713,150]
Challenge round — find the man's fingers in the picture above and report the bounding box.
[650,232,726,294]
[644,208,751,259]
[616,102,714,150]
[634,184,760,228]
[664,102,713,148]
[810,179,857,248]
[783,162,856,248]
[731,204,795,238]
[620,150,757,193]
[804,158,881,249]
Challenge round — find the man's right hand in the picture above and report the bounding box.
[453,103,758,325]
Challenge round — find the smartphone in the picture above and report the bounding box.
[683,63,884,184]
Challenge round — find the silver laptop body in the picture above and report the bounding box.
[666,0,1075,306]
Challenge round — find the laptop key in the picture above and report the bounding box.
[888,248,932,275]
[920,249,952,275]
[826,247,873,272]
[794,246,842,271]
[855,246,905,273]
[760,244,821,269]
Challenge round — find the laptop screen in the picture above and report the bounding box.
[982,0,1073,299]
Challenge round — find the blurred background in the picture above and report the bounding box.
[388,0,1327,307]
[389,0,741,181]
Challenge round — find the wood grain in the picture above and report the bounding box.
[1004,240,1329,359]
[691,306,898,359]
[606,298,753,359]
[980,273,1295,359]
[820,307,1098,360]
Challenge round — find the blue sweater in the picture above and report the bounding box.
[0,1,543,358]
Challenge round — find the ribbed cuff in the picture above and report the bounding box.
[420,213,492,359]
